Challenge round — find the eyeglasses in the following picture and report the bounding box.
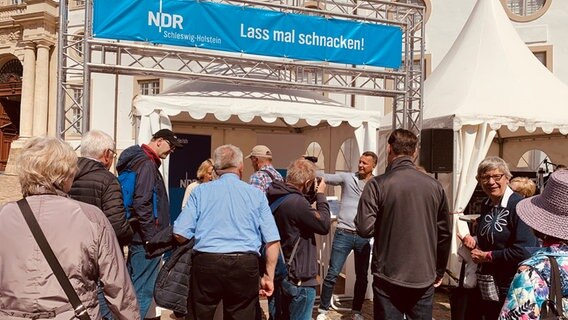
[107,149,117,159]
[479,173,505,183]
[164,139,176,151]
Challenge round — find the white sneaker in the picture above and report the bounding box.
[351,312,364,320]
[316,313,328,320]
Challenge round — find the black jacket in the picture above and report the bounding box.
[69,157,133,246]
[116,145,170,244]
[476,190,537,289]
[146,226,195,315]
[267,180,330,286]
[356,156,452,289]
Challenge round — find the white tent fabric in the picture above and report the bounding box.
[134,80,381,129]
[133,80,382,189]
[423,0,568,277]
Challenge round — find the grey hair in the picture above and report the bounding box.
[286,159,316,186]
[80,130,115,158]
[477,156,513,180]
[17,136,78,196]
[213,144,243,170]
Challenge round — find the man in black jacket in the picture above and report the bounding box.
[355,129,451,320]
[70,130,133,246]
[266,158,330,320]
[116,128,182,320]
[69,129,134,320]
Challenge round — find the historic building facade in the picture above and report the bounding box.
[0,0,58,170]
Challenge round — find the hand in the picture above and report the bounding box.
[259,275,274,297]
[461,234,476,250]
[471,248,490,264]
[433,276,443,288]
[316,177,326,194]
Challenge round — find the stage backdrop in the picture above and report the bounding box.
[168,133,211,223]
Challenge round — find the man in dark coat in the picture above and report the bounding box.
[116,128,182,319]
[69,129,134,320]
[69,130,132,246]
[356,129,451,320]
[266,158,331,319]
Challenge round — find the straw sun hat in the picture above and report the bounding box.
[517,169,568,241]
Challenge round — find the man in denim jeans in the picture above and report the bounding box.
[316,151,377,320]
[116,129,182,319]
[267,159,331,320]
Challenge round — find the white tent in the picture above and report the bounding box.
[134,79,379,150]
[423,0,568,276]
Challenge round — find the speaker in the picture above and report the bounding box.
[420,128,453,173]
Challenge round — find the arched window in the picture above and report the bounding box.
[500,0,552,22]
[0,59,23,83]
[304,141,325,170]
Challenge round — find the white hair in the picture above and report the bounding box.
[213,144,243,170]
[80,130,115,159]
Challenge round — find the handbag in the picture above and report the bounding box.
[541,256,567,320]
[17,199,91,320]
[280,237,302,297]
[476,272,500,302]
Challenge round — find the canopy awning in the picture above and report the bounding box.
[133,80,381,129]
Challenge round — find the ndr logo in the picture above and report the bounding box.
[148,11,184,30]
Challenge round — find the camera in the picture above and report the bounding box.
[315,176,322,187]
[304,156,318,163]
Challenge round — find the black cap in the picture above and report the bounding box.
[152,129,183,148]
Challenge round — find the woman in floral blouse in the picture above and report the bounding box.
[499,169,568,319]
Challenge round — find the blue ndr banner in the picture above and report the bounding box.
[93,0,402,68]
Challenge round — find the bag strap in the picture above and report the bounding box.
[17,199,91,320]
[261,169,276,181]
[458,260,466,288]
[268,193,299,268]
[285,237,301,268]
[541,255,565,319]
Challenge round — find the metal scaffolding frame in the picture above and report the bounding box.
[56,0,425,138]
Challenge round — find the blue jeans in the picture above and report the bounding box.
[319,229,371,312]
[281,281,316,320]
[267,278,283,320]
[97,281,115,320]
[373,278,434,320]
[127,244,161,319]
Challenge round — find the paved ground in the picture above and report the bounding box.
[0,172,21,205]
[159,287,452,319]
[0,173,452,320]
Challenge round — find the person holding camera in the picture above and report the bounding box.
[266,158,331,319]
[316,151,377,320]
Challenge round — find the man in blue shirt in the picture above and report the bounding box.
[174,144,281,320]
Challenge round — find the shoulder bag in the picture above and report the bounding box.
[541,255,567,320]
[17,199,91,320]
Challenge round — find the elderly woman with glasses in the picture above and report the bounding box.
[0,137,139,320]
[463,156,538,319]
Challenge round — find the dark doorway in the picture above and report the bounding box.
[0,59,22,171]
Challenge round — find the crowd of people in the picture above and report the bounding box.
[0,127,567,320]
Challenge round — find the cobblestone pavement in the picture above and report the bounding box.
[0,173,21,205]
[1,173,452,320]
[161,288,452,319]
